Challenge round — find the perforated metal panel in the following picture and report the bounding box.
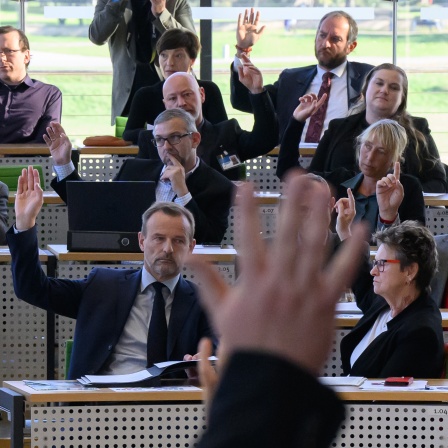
[223,202,279,245]
[55,261,236,379]
[0,156,55,190]
[332,403,448,447]
[1,265,48,381]
[7,204,69,249]
[322,329,349,377]
[78,154,133,181]
[30,403,206,447]
[426,208,448,235]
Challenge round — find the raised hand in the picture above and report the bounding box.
[43,122,72,166]
[236,8,265,52]
[377,161,404,222]
[187,173,367,376]
[15,166,44,231]
[160,153,189,197]
[237,54,263,94]
[335,187,356,240]
[150,0,166,16]
[292,93,327,123]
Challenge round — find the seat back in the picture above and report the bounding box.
[115,116,128,138]
[0,165,45,190]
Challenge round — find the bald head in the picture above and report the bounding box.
[163,72,205,125]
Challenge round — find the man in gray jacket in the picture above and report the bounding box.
[89,0,195,123]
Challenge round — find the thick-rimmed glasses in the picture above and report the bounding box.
[371,259,400,272]
[0,48,21,57]
[151,132,193,147]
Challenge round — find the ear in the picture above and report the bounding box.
[138,231,145,252]
[190,58,196,68]
[192,131,201,148]
[346,41,357,54]
[199,86,205,104]
[405,262,419,283]
[189,238,196,253]
[24,49,31,66]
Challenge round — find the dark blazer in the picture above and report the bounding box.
[308,111,447,193]
[51,158,233,244]
[340,258,444,378]
[197,352,345,448]
[230,61,373,141]
[7,225,214,380]
[137,91,279,181]
[123,79,228,143]
[89,0,195,123]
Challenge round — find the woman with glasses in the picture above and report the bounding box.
[123,29,227,143]
[340,221,444,378]
[278,109,425,239]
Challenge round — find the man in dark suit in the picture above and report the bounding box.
[137,71,278,181]
[7,166,214,380]
[230,9,373,141]
[45,109,233,244]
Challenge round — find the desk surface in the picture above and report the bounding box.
[8,191,64,205]
[0,144,50,155]
[2,380,202,403]
[0,247,48,262]
[77,145,138,155]
[47,244,236,262]
[424,193,448,206]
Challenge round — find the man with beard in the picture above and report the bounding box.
[47,108,233,244]
[7,168,215,380]
[230,9,373,142]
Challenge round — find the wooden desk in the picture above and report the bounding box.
[77,145,139,155]
[8,191,64,205]
[0,144,50,155]
[424,193,448,207]
[1,380,204,448]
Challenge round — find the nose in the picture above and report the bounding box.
[370,264,379,276]
[166,54,175,66]
[162,239,174,253]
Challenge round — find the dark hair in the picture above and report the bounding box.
[0,26,30,67]
[154,108,197,133]
[156,28,201,60]
[373,220,438,293]
[317,10,358,44]
[141,201,195,242]
[349,63,434,173]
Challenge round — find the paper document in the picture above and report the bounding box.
[319,376,366,387]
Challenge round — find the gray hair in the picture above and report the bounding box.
[153,108,197,133]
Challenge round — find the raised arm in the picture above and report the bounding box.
[89,0,128,45]
[15,167,44,231]
[235,8,265,57]
[151,0,195,34]
[376,162,403,227]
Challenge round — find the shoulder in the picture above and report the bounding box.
[135,83,163,98]
[198,79,221,92]
[0,181,8,195]
[328,112,363,129]
[279,65,317,79]
[409,115,430,132]
[347,61,374,75]
[194,161,234,189]
[29,78,61,94]
[399,173,424,189]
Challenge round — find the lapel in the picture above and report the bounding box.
[114,269,142,342]
[197,119,217,161]
[346,62,362,105]
[167,277,196,357]
[296,66,317,95]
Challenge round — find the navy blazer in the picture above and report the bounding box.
[51,158,233,244]
[308,111,447,193]
[137,91,279,181]
[230,61,373,141]
[7,225,214,380]
[123,79,228,143]
[341,258,444,378]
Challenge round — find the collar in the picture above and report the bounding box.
[160,156,200,179]
[141,267,180,294]
[0,74,33,89]
[197,119,205,132]
[341,172,364,190]
[316,60,347,80]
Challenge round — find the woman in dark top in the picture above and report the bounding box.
[341,221,444,378]
[123,29,227,143]
[280,63,446,193]
[278,95,425,237]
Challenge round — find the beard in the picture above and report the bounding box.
[315,47,347,70]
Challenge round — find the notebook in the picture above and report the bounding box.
[66,181,156,252]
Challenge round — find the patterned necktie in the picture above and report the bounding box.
[304,72,335,143]
[147,282,168,366]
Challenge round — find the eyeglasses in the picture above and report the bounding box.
[371,259,400,272]
[0,48,22,57]
[151,132,193,147]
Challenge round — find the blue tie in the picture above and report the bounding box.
[147,282,168,366]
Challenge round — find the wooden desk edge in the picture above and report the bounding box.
[2,381,202,403]
[0,247,48,262]
[77,146,139,155]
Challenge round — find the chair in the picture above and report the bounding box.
[115,116,128,138]
[65,339,74,378]
[0,165,45,190]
